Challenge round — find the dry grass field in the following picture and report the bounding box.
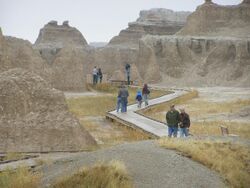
[66,83,167,146]
[140,90,250,138]
[159,138,250,188]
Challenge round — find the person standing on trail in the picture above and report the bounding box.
[119,85,129,113]
[92,66,98,85]
[142,84,150,106]
[166,104,180,137]
[125,63,131,85]
[179,108,190,137]
[97,68,103,83]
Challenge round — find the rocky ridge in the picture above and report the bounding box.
[109,8,191,46]
[0,30,51,82]
[177,0,250,37]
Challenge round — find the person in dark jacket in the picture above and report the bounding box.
[125,63,131,85]
[142,84,150,106]
[179,108,190,137]
[118,85,129,113]
[166,104,180,137]
[97,68,103,83]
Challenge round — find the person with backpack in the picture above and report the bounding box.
[166,104,180,137]
[135,90,143,108]
[179,108,191,137]
[142,84,150,106]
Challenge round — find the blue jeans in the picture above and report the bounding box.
[168,126,178,137]
[93,75,98,85]
[116,97,122,112]
[180,128,189,137]
[121,97,128,112]
[143,94,149,106]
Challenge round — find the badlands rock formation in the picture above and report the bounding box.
[32,9,190,91]
[109,9,191,46]
[34,21,90,91]
[0,68,96,152]
[0,30,51,80]
[34,20,88,64]
[137,0,250,86]
[178,0,250,37]
[138,36,250,86]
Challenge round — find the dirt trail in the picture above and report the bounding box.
[41,140,225,188]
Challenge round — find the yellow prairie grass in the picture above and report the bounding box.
[0,167,41,188]
[158,138,250,188]
[52,160,133,188]
[191,121,250,139]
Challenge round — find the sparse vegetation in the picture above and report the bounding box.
[0,167,41,188]
[140,90,250,138]
[52,160,133,188]
[191,121,250,138]
[81,119,150,146]
[158,138,250,188]
[66,83,167,146]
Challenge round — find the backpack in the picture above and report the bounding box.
[136,95,142,101]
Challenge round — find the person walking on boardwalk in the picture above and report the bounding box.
[135,90,143,108]
[92,66,98,85]
[97,68,103,83]
[166,104,180,137]
[179,108,190,137]
[142,84,150,106]
[118,85,129,113]
[116,86,122,112]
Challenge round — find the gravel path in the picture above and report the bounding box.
[41,140,225,188]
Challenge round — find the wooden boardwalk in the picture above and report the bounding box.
[106,89,188,138]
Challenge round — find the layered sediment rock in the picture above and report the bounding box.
[178,0,250,37]
[0,68,96,152]
[138,35,250,87]
[136,0,250,86]
[109,8,191,46]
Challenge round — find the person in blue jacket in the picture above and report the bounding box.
[135,90,143,108]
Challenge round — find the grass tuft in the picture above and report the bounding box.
[0,167,41,188]
[52,160,133,188]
